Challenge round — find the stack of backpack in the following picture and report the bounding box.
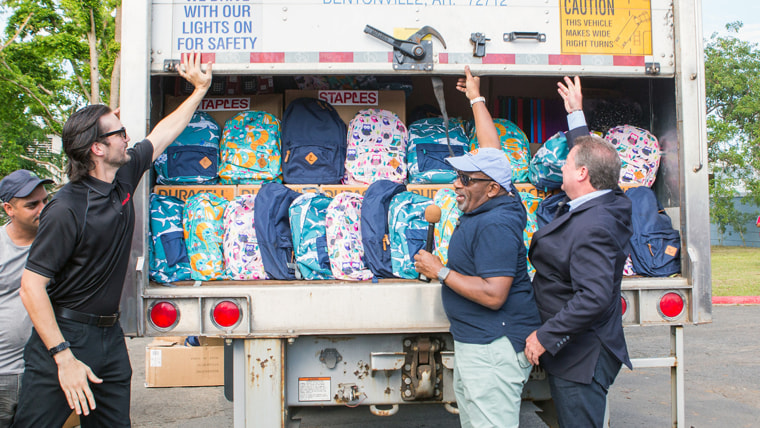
[519,191,541,276]
[406,117,468,184]
[154,111,220,184]
[432,188,461,265]
[325,192,374,280]
[625,186,681,277]
[281,98,347,184]
[149,194,192,284]
[255,183,301,279]
[529,132,568,191]
[605,125,661,187]
[388,191,433,279]
[223,194,267,280]
[361,180,407,278]
[344,109,408,185]
[183,192,228,281]
[218,111,282,184]
[470,118,531,183]
[290,192,334,280]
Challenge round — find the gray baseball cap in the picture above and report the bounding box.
[445,147,513,190]
[0,170,54,203]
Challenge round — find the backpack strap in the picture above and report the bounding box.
[431,77,455,157]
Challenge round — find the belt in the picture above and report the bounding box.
[53,306,121,328]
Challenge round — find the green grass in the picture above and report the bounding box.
[711,246,760,296]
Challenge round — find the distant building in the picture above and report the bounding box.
[710,197,760,247]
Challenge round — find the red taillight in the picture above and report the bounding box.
[621,297,627,316]
[150,301,178,329]
[212,300,241,328]
[659,292,685,319]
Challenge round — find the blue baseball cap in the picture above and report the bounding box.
[0,170,53,203]
[446,148,512,190]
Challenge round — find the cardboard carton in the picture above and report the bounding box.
[283,90,406,125]
[237,184,319,196]
[319,185,369,198]
[153,185,236,201]
[62,412,79,428]
[145,337,224,387]
[164,94,284,126]
[407,184,451,199]
[407,183,554,199]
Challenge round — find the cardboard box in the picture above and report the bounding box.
[153,185,236,201]
[62,412,79,428]
[284,90,406,125]
[164,94,284,126]
[319,185,369,198]
[145,337,224,387]
[407,184,451,199]
[514,183,554,199]
[237,184,320,196]
[407,183,553,199]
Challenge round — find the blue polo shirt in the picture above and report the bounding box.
[442,193,542,350]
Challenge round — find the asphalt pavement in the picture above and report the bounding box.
[127,305,760,427]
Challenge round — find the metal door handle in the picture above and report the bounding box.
[504,32,546,42]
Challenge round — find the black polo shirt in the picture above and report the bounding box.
[442,192,542,350]
[26,140,153,315]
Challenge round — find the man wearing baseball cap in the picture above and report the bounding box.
[0,170,53,427]
[414,70,541,427]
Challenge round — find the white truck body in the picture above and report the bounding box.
[120,1,710,426]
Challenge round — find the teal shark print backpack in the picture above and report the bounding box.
[389,191,433,279]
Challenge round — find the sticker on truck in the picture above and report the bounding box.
[560,0,653,55]
[298,377,332,402]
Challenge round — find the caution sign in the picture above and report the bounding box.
[560,0,652,55]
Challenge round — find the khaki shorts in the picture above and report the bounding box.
[453,336,533,428]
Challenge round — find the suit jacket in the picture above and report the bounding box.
[528,126,633,384]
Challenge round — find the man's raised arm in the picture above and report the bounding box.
[147,52,213,161]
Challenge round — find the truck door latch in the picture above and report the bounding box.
[401,337,443,401]
[364,25,447,71]
[470,33,490,57]
[646,62,661,75]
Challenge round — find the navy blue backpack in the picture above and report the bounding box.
[281,98,347,184]
[361,180,407,278]
[626,186,681,277]
[254,183,301,279]
[536,191,568,228]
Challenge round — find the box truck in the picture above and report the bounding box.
[119,1,710,426]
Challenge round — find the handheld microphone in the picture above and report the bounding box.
[419,205,442,282]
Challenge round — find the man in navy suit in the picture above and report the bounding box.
[524,76,633,428]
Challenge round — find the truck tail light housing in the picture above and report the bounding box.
[621,296,628,316]
[149,301,179,331]
[658,292,685,320]
[212,300,242,329]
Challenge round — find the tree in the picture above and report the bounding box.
[0,0,120,180]
[704,22,760,243]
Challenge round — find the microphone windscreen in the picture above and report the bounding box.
[425,204,442,224]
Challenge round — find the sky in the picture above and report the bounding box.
[701,0,760,44]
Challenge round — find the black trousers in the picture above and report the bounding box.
[12,317,132,428]
[547,346,622,428]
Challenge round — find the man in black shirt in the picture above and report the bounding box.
[12,53,212,427]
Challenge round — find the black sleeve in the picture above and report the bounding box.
[25,198,79,279]
[565,126,590,149]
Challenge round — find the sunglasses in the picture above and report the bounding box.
[98,127,127,140]
[456,171,494,186]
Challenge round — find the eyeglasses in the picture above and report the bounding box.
[98,127,127,140]
[456,171,494,186]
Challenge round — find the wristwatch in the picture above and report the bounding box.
[470,96,486,107]
[48,341,70,357]
[437,267,451,283]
